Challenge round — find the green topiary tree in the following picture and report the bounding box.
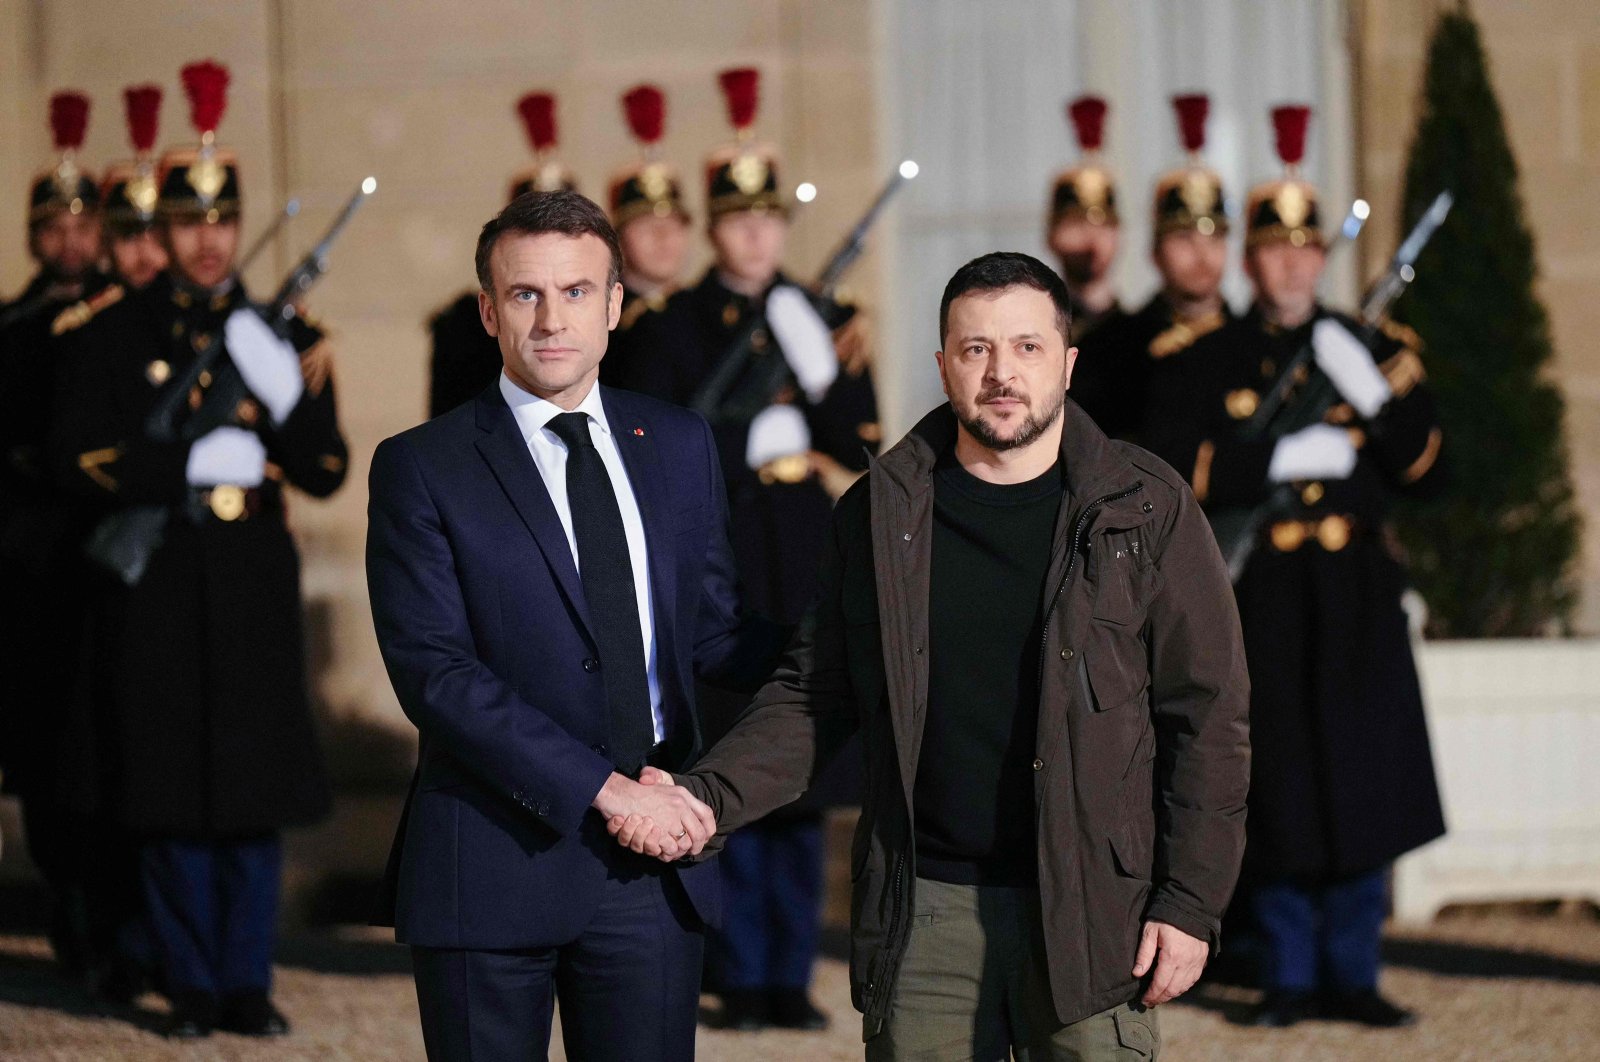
[1391,2,1582,638]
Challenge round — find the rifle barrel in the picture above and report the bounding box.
[239,198,301,274]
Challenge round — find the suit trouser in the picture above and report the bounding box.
[141,834,281,999]
[1252,866,1387,993]
[411,867,704,1062]
[868,877,1161,1061]
[712,814,824,991]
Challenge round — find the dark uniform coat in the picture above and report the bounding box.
[0,271,111,797]
[426,291,501,420]
[1070,292,1231,444]
[609,269,879,808]
[48,274,347,837]
[1142,305,1446,881]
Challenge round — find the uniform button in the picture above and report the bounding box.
[1142,501,1154,513]
[582,658,599,673]
[1032,759,1044,771]
[536,802,550,817]
[913,645,923,655]
[902,532,912,541]
[1060,647,1074,660]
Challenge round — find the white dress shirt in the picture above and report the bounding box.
[499,372,664,743]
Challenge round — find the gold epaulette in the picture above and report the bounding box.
[1149,310,1226,359]
[50,285,125,336]
[1379,319,1423,351]
[1379,348,1427,399]
[618,289,673,332]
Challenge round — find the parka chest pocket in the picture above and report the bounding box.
[1089,528,1152,627]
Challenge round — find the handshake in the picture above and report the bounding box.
[591,767,716,863]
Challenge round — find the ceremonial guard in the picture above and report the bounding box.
[427,91,576,418]
[0,91,111,979]
[1073,94,1233,442]
[1046,95,1123,341]
[100,85,171,291]
[598,83,691,384]
[1143,105,1445,1029]
[611,67,878,1032]
[49,61,348,1039]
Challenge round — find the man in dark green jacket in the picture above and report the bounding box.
[611,252,1251,1058]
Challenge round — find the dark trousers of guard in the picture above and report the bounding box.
[140,835,281,1006]
[713,816,825,993]
[1251,867,1387,994]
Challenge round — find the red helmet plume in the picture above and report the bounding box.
[517,92,557,152]
[50,92,90,151]
[124,85,163,154]
[1271,104,1311,167]
[1067,95,1107,151]
[180,61,230,136]
[718,68,760,132]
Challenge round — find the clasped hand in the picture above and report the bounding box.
[595,768,715,863]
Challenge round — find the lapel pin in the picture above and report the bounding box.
[633,427,645,436]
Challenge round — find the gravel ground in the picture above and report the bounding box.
[1,912,1596,1061]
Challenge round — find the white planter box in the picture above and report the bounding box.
[1392,639,1600,922]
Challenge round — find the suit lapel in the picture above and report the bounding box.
[473,387,597,642]
[603,388,679,658]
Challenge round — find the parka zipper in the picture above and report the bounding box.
[1036,481,1146,694]
[871,851,908,1015]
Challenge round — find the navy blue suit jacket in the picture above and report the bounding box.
[367,381,779,949]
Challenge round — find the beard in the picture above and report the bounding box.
[955,383,1068,453]
[1060,251,1097,287]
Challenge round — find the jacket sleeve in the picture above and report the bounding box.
[1360,332,1445,498]
[365,433,614,836]
[805,365,880,471]
[680,485,862,831]
[1142,476,1252,951]
[264,336,348,499]
[49,323,191,507]
[1143,354,1275,509]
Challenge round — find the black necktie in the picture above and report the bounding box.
[546,412,655,773]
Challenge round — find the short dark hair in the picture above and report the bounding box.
[938,251,1074,346]
[474,189,624,293]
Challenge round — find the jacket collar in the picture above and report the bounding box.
[872,397,1145,514]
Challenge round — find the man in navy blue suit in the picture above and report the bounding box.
[367,190,781,1061]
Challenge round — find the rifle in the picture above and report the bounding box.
[87,177,376,586]
[1209,190,1454,582]
[147,177,376,443]
[689,161,919,425]
[238,196,301,275]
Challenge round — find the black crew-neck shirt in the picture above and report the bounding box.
[914,453,1063,886]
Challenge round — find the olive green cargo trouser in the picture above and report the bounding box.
[866,877,1160,1061]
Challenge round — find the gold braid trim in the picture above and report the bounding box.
[1401,427,1443,484]
[51,284,125,336]
[1149,311,1227,359]
[1379,349,1427,399]
[77,446,122,492]
[1193,440,1216,503]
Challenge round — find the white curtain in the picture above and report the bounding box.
[874,0,1355,433]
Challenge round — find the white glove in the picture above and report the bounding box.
[225,308,306,425]
[186,426,267,487]
[745,403,812,471]
[765,285,839,403]
[1312,318,1391,419]
[1268,424,1358,483]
